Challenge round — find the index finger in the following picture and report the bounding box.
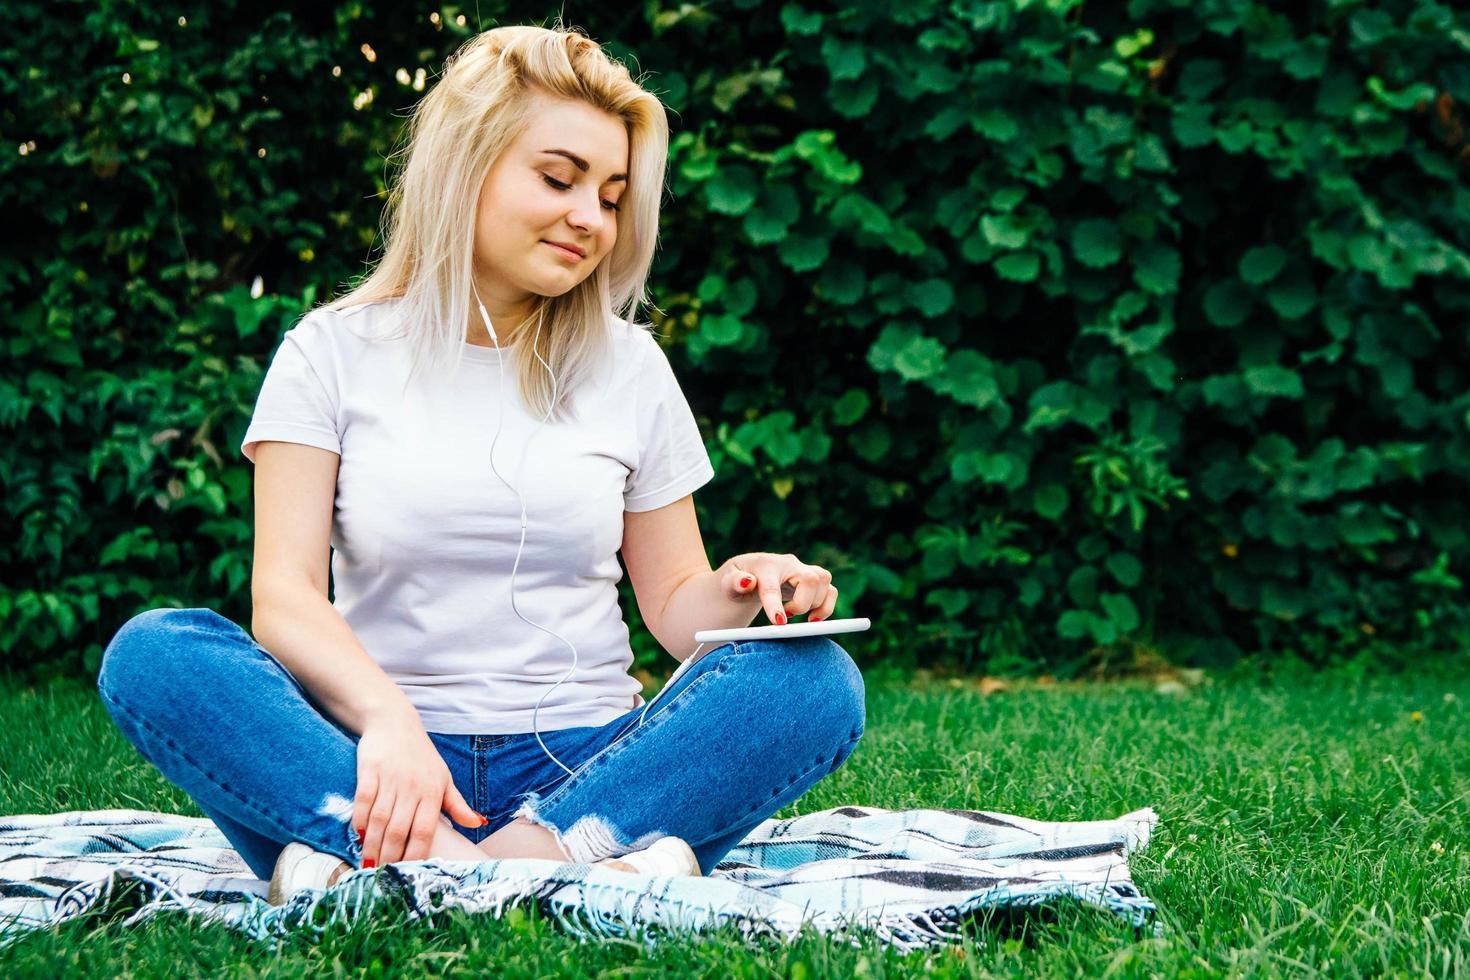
[759,566,795,625]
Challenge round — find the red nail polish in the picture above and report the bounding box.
[776,612,786,625]
[740,577,752,589]
[356,827,365,842]
[363,858,376,868]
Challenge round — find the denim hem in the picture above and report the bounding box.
[501,659,736,863]
[509,795,662,864]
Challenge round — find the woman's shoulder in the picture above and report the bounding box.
[612,314,675,359]
[607,313,655,364]
[290,297,405,350]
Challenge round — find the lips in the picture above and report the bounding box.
[543,241,586,259]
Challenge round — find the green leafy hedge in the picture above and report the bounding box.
[5,0,1469,680]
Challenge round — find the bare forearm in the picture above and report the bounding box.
[655,556,762,661]
[250,587,419,736]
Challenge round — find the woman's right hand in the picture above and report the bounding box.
[352,706,483,866]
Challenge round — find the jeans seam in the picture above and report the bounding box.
[99,688,308,855]
[523,660,733,819]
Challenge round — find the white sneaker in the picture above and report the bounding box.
[267,841,352,906]
[595,836,701,877]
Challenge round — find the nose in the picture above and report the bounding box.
[565,187,606,238]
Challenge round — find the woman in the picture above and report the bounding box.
[96,25,864,904]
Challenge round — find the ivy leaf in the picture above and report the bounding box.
[1378,353,1414,399]
[923,106,969,140]
[951,450,1014,484]
[743,210,792,245]
[696,273,726,303]
[995,252,1041,282]
[793,130,863,184]
[765,433,804,468]
[1202,278,1252,327]
[1171,102,1216,148]
[932,350,1000,409]
[869,324,947,381]
[1238,245,1286,284]
[989,186,1027,211]
[1266,266,1318,319]
[1133,240,1181,295]
[1099,593,1140,631]
[909,278,955,317]
[829,74,880,118]
[821,36,867,81]
[1349,9,1394,46]
[1134,134,1172,172]
[1072,219,1123,268]
[742,183,801,245]
[971,107,1019,142]
[1202,374,1248,408]
[894,333,947,380]
[1243,364,1305,399]
[706,165,759,215]
[831,388,870,425]
[831,194,892,234]
[780,3,822,35]
[712,67,783,114]
[981,214,1030,249]
[1282,38,1328,79]
[699,313,745,346]
[679,150,719,182]
[719,277,758,317]
[887,223,928,256]
[1034,484,1069,520]
[776,233,830,272]
[817,259,866,305]
[1024,381,1111,433]
[1105,552,1143,587]
[1057,609,1093,640]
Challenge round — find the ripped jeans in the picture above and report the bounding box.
[95,607,866,881]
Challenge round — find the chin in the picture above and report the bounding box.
[533,279,580,298]
[546,266,591,286]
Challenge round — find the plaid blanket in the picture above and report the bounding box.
[0,805,1160,952]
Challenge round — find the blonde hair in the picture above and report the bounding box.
[321,23,670,422]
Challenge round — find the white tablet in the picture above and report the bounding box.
[693,617,871,644]
[637,618,874,719]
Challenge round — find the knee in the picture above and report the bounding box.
[746,637,866,741]
[815,639,866,740]
[97,607,214,702]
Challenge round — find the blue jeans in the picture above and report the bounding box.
[95,607,865,880]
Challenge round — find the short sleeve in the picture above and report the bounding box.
[623,331,715,512]
[239,313,342,464]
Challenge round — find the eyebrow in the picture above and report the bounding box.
[540,148,627,182]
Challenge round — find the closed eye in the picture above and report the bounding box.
[542,174,621,212]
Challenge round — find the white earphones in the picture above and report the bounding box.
[473,286,587,776]
[473,287,710,777]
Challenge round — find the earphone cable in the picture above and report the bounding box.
[475,290,580,777]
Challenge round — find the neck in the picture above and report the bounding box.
[467,294,542,349]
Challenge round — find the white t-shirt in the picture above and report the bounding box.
[239,298,715,734]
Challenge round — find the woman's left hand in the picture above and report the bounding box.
[722,553,838,626]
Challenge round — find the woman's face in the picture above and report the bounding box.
[472,95,629,310]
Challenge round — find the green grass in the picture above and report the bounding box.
[1,663,1466,977]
